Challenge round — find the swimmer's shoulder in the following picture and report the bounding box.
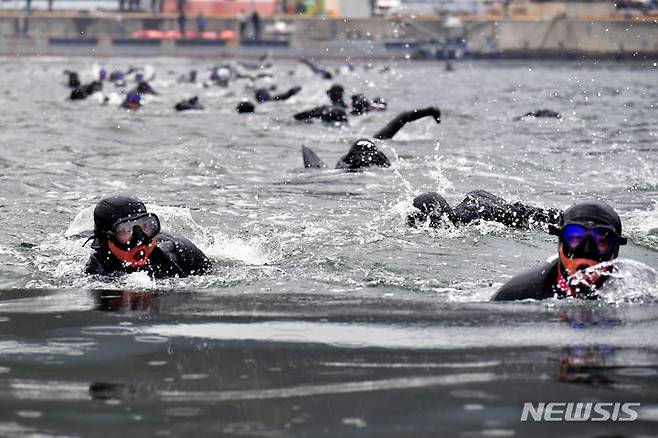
[492,258,558,301]
[154,233,212,276]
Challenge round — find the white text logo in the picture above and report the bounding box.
[520,402,640,422]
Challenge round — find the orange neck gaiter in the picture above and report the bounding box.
[108,240,156,268]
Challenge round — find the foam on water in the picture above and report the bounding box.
[597,259,658,304]
[203,234,276,266]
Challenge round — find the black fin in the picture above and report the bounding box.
[302,145,326,169]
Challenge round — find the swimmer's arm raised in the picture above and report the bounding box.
[300,59,332,79]
[373,107,441,140]
[274,86,302,101]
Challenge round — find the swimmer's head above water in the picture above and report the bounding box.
[327,84,346,107]
[491,199,627,301]
[92,195,161,268]
[549,200,627,290]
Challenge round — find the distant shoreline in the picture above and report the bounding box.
[1,12,656,60]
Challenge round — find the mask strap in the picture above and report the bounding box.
[548,224,561,236]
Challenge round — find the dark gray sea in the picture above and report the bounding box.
[0,57,657,437]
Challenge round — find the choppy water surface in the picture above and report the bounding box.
[0,57,657,436]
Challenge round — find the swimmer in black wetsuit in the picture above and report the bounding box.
[70,80,103,101]
[132,81,158,96]
[294,105,348,124]
[492,200,627,301]
[175,96,204,111]
[65,70,80,89]
[515,109,561,120]
[301,106,441,170]
[302,139,390,171]
[350,94,387,115]
[208,66,233,88]
[327,84,347,108]
[236,100,256,113]
[85,194,211,278]
[293,85,349,123]
[120,93,141,110]
[373,107,441,140]
[255,86,302,103]
[407,190,561,230]
[295,85,388,123]
[109,70,126,83]
[300,58,333,80]
[350,94,371,116]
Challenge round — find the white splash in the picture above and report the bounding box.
[202,234,274,266]
[597,258,658,303]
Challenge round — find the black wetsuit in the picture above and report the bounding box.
[175,96,204,111]
[492,199,624,301]
[236,101,256,113]
[407,190,561,230]
[374,107,441,140]
[255,86,301,103]
[294,105,348,123]
[492,259,561,301]
[492,258,607,301]
[300,106,441,170]
[70,81,103,100]
[515,109,561,120]
[66,71,81,88]
[350,94,371,115]
[336,139,390,170]
[302,139,390,170]
[453,190,561,228]
[86,233,211,278]
[327,85,347,108]
[132,81,158,96]
[300,59,332,80]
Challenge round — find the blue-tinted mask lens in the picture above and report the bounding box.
[561,224,617,255]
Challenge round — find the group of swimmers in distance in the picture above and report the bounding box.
[70,58,628,302]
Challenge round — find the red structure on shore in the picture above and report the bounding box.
[162,0,277,15]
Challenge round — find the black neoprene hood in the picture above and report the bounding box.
[93,195,147,235]
[559,200,623,236]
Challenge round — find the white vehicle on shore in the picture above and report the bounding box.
[374,0,401,15]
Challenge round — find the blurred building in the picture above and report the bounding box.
[325,0,371,17]
[503,0,620,18]
[162,0,277,15]
[377,0,633,17]
[394,0,499,15]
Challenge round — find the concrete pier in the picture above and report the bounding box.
[0,11,656,59]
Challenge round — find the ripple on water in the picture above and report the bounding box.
[181,373,209,381]
[134,335,170,344]
[342,417,367,428]
[47,337,97,348]
[158,373,495,403]
[80,326,137,336]
[639,406,658,422]
[165,407,203,417]
[614,367,658,377]
[15,411,42,419]
[450,389,499,401]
